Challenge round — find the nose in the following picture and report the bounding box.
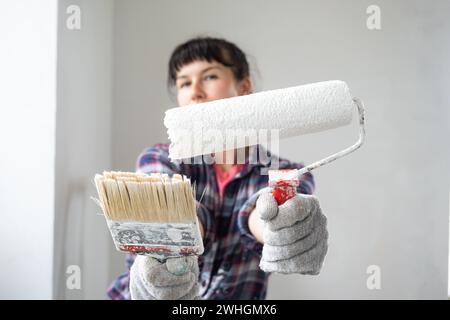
[190,81,206,104]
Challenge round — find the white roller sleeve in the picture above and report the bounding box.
[164,80,355,160]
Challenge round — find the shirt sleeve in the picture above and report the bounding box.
[237,192,264,255]
[237,159,315,255]
[107,253,136,300]
[136,143,182,175]
[195,202,215,255]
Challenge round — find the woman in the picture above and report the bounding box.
[108,37,328,300]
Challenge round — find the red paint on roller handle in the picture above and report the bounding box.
[272,180,297,205]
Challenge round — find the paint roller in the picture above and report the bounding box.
[164,80,365,204]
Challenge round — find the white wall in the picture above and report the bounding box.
[111,0,450,299]
[0,0,58,299]
[54,0,114,299]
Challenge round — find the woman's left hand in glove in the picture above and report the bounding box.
[255,191,329,275]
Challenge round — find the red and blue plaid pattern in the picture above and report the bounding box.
[107,143,314,300]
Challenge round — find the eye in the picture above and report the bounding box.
[179,81,191,89]
[204,74,218,81]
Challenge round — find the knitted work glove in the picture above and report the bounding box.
[256,191,328,275]
[129,255,200,300]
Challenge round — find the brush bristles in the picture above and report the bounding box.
[94,171,197,223]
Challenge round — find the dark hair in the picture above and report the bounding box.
[167,37,250,88]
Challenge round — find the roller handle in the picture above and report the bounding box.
[268,169,300,205]
[271,181,298,205]
[294,97,366,178]
[263,98,366,204]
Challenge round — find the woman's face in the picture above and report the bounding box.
[175,60,251,107]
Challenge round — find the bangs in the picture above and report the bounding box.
[168,37,248,87]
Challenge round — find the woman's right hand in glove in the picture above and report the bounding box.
[129,255,200,300]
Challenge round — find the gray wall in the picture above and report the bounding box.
[55,0,114,299]
[110,0,450,299]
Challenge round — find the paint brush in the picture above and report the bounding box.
[93,171,204,260]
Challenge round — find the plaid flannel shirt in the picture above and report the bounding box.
[107,143,314,300]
